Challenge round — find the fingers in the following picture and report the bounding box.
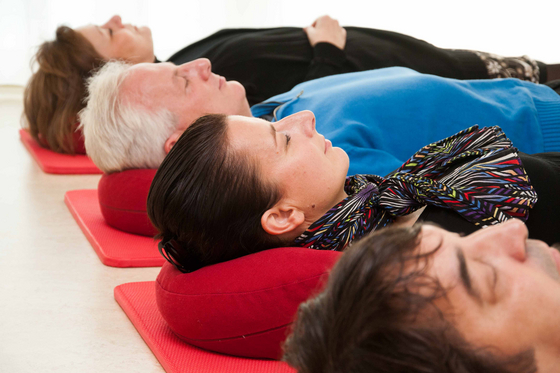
[313,15,339,28]
[304,15,346,50]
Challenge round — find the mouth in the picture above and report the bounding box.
[550,247,560,275]
[323,136,332,154]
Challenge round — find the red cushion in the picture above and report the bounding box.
[72,125,87,155]
[98,169,158,236]
[156,247,343,359]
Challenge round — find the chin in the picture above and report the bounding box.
[229,80,246,94]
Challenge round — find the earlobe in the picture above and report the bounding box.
[164,130,183,154]
[261,205,305,237]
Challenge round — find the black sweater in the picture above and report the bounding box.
[166,27,488,106]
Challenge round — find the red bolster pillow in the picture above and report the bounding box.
[98,169,158,236]
[72,125,87,155]
[156,247,343,359]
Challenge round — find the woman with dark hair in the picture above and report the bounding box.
[23,14,560,154]
[147,111,560,272]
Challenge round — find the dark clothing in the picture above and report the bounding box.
[166,27,490,106]
[545,79,560,94]
[420,152,560,245]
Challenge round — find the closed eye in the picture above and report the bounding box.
[108,28,113,37]
[285,134,291,146]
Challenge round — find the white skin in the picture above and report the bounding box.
[77,15,154,64]
[227,112,422,242]
[304,15,347,50]
[80,14,347,154]
[77,14,346,64]
[119,59,252,152]
[419,219,560,371]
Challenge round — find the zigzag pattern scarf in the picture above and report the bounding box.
[293,125,538,252]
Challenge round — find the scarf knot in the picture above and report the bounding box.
[294,126,537,251]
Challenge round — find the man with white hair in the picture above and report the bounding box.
[80,59,251,173]
[80,59,560,175]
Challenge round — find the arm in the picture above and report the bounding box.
[303,15,349,82]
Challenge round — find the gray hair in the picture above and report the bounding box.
[79,60,177,173]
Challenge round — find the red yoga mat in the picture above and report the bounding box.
[115,282,295,373]
[19,129,102,174]
[65,189,164,267]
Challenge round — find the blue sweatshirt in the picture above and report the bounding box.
[251,67,560,176]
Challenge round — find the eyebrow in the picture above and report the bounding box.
[456,247,482,303]
[95,26,104,36]
[171,68,184,92]
[269,123,277,147]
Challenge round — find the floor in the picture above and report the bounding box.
[0,85,164,372]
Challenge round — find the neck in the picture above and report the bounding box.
[241,101,253,117]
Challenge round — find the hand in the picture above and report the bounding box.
[304,15,347,50]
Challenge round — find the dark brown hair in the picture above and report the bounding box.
[23,26,104,154]
[283,225,537,373]
[147,114,283,271]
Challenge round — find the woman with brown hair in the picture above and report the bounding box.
[23,26,103,154]
[23,17,154,154]
[23,14,560,154]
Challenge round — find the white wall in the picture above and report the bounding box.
[1,0,558,86]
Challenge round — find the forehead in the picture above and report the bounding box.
[228,115,269,129]
[127,62,172,83]
[76,25,103,45]
[120,63,175,107]
[228,115,271,136]
[227,116,275,150]
[416,226,462,285]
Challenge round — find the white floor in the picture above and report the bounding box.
[0,86,164,372]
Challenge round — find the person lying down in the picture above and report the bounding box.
[80,62,560,177]
[282,220,560,373]
[146,112,560,273]
[24,13,560,155]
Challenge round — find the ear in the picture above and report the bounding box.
[261,204,305,237]
[164,129,183,154]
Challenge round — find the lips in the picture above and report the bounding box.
[550,247,560,275]
[324,137,332,154]
[217,75,225,89]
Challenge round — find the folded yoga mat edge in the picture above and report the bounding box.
[114,282,180,373]
[115,282,296,373]
[64,190,164,267]
[19,129,102,174]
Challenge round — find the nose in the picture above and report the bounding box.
[177,58,211,81]
[470,219,528,262]
[276,110,316,137]
[103,15,124,29]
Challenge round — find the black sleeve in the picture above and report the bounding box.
[303,42,349,82]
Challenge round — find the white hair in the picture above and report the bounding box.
[79,60,177,173]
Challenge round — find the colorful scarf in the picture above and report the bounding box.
[294,125,538,251]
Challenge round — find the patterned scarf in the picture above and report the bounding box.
[294,125,538,251]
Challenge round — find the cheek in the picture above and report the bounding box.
[114,34,137,57]
[450,280,539,355]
